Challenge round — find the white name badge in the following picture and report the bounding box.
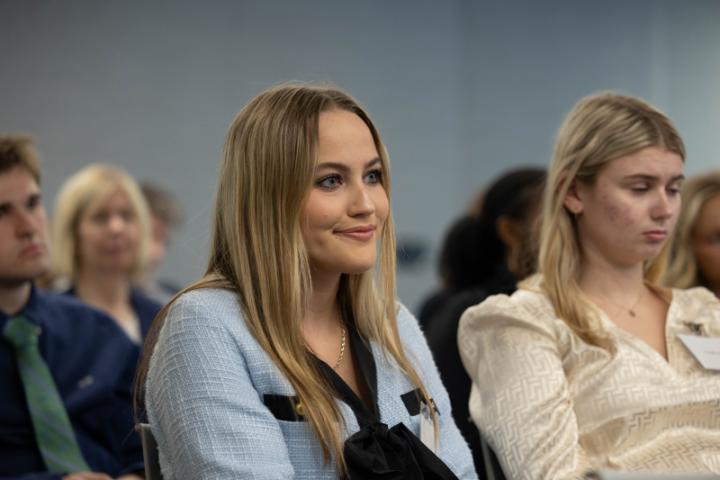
[677,334,720,371]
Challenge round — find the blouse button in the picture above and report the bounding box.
[294,401,304,417]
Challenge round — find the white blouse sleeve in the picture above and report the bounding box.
[458,294,591,480]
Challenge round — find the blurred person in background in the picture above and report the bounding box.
[665,170,720,298]
[417,215,484,329]
[138,182,184,305]
[0,136,143,479]
[52,165,162,345]
[426,167,545,473]
[459,92,720,478]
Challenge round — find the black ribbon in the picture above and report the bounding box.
[343,422,458,480]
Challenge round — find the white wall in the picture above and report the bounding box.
[2,0,719,310]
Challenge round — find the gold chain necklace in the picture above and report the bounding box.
[598,286,645,318]
[306,325,346,370]
[332,326,346,370]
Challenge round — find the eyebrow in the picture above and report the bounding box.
[315,157,382,174]
[622,174,685,183]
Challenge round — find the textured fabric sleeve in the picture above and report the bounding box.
[458,295,590,480]
[396,304,478,479]
[145,292,294,479]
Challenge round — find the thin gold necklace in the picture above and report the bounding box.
[332,326,346,370]
[598,286,645,318]
[306,325,346,369]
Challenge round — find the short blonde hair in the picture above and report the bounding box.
[52,164,151,281]
[534,92,685,348]
[665,170,720,288]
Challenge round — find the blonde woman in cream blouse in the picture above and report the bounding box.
[459,92,720,479]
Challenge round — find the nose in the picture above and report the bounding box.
[349,183,375,217]
[107,213,126,233]
[14,209,38,237]
[650,189,673,221]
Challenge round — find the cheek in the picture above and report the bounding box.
[372,189,390,223]
[602,200,634,228]
[127,222,142,244]
[695,241,720,262]
[77,224,94,250]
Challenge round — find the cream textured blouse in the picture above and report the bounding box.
[458,279,720,479]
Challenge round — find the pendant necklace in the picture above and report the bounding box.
[602,286,645,318]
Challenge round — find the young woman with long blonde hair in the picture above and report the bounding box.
[136,84,475,479]
[459,92,720,478]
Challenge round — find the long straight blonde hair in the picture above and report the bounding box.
[534,92,685,348]
[136,84,436,471]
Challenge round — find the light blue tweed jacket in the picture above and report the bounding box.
[146,288,477,479]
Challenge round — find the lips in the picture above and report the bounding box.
[19,243,43,258]
[643,230,668,242]
[336,225,376,241]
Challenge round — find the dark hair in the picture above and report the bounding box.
[473,167,546,283]
[438,215,482,291]
[437,167,545,291]
[0,135,41,182]
[140,182,184,228]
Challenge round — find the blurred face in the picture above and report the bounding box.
[77,187,141,275]
[301,109,389,280]
[147,216,171,273]
[565,146,684,268]
[0,167,50,286]
[692,194,720,291]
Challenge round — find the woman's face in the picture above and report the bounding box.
[77,186,141,275]
[692,193,720,291]
[300,109,389,280]
[564,146,684,269]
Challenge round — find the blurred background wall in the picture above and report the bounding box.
[2,0,719,311]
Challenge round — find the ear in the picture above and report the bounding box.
[563,180,584,215]
[496,216,521,250]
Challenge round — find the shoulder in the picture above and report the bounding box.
[36,289,119,332]
[457,283,567,366]
[163,287,247,334]
[33,290,136,357]
[672,286,720,309]
[395,302,425,343]
[460,283,560,335]
[670,286,720,331]
[131,288,163,314]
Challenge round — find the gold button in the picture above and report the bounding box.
[294,401,304,417]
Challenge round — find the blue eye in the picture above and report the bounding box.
[316,175,342,190]
[365,169,383,184]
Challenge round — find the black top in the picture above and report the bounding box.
[425,265,517,475]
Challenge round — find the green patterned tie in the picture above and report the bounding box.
[3,315,91,474]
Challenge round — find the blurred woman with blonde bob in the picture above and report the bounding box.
[665,170,720,298]
[459,92,720,479]
[136,84,475,479]
[52,164,162,344]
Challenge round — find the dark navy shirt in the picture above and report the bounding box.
[0,286,144,479]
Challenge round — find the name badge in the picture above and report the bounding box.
[677,334,720,371]
[419,404,437,453]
